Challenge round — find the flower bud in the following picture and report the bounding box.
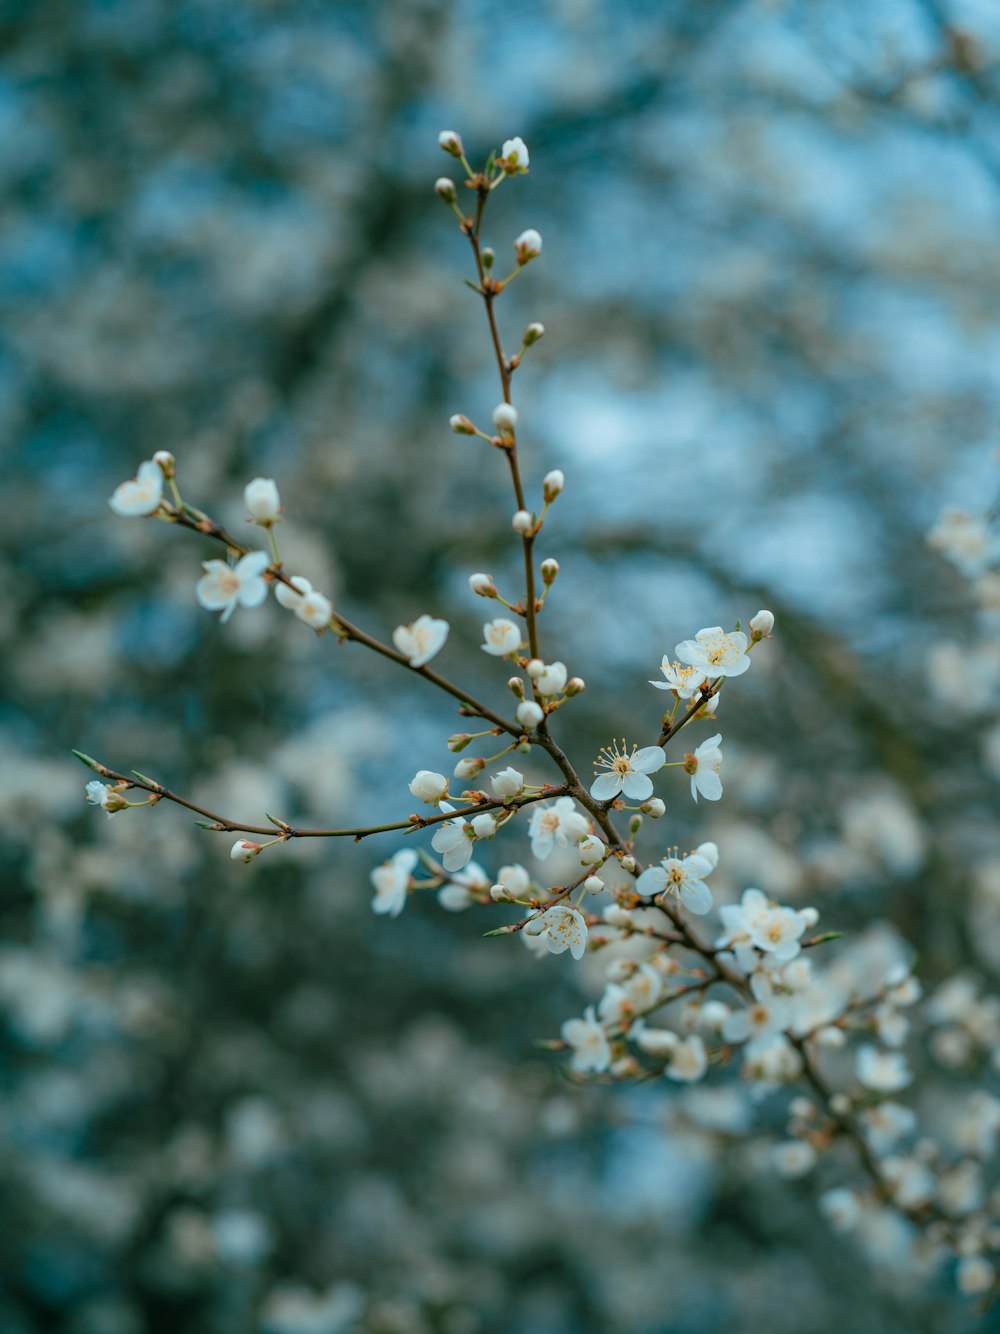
[641,797,666,818]
[533,661,567,696]
[514,229,542,264]
[700,1000,730,1031]
[829,1093,852,1116]
[492,403,518,434]
[584,875,605,895]
[471,813,497,840]
[454,756,485,780]
[565,677,585,696]
[490,883,513,902]
[409,770,448,803]
[500,136,529,173]
[482,247,495,270]
[244,477,281,524]
[295,590,333,630]
[491,766,524,798]
[438,129,464,157]
[450,414,475,435]
[85,781,129,815]
[507,676,525,698]
[434,177,457,203]
[153,450,176,478]
[619,854,637,874]
[629,814,643,837]
[469,572,497,598]
[526,659,544,679]
[231,839,261,863]
[512,509,533,534]
[749,608,775,640]
[523,322,545,346]
[447,733,472,752]
[578,835,606,866]
[516,700,544,730]
[542,470,564,502]
[540,558,559,585]
[800,906,819,927]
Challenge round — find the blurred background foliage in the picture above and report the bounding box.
[3,0,1000,1330]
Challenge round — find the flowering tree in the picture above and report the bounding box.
[81,131,1000,1305]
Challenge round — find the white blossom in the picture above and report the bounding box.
[957,1256,995,1296]
[535,904,588,960]
[928,508,993,577]
[274,575,312,610]
[666,1035,707,1082]
[470,813,497,840]
[562,1007,611,1072]
[409,771,448,803]
[676,626,750,678]
[370,848,417,918]
[688,733,723,802]
[512,509,534,534]
[85,780,127,817]
[491,767,524,799]
[749,608,775,638]
[527,797,589,859]
[590,740,665,802]
[649,659,709,698]
[109,459,164,517]
[295,589,333,630]
[244,477,281,524]
[481,618,521,656]
[493,864,531,898]
[393,615,449,668]
[501,136,529,171]
[771,1141,816,1178]
[820,1188,861,1232]
[492,403,518,433]
[196,551,270,623]
[635,851,714,915]
[856,1044,912,1092]
[430,804,475,873]
[517,701,544,730]
[578,834,606,866]
[722,975,791,1052]
[437,862,489,913]
[529,660,567,696]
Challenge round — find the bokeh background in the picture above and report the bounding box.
[4,0,1000,1330]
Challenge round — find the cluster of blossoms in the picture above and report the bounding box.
[84,132,1000,1302]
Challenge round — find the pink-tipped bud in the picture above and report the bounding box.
[231,839,261,863]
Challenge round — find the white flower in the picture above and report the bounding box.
[85,780,127,817]
[666,1034,707,1082]
[527,796,589,859]
[536,904,588,960]
[687,733,723,802]
[437,864,488,913]
[590,739,665,802]
[749,609,774,639]
[430,803,474,872]
[578,834,606,866]
[542,470,564,502]
[244,477,281,524]
[772,1141,816,1178]
[231,839,261,863]
[482,618,521,656]
[501,136,529,171]
[275,575,312,610]
[491,767,524,798]
[819,1188,861,1233]
[957,1256,995,1296]
[295,589,332,629]
[371,848,417,917]
[494,863,531,898]
[649,659,709,698]
[109,459,164,517]
[738,888,807,961]
[196,551,270,623]
[561,1007,611,1072]
[856,1044,912,1092]
[514,229,542,263]
[409,771,448,803]
[393,615,449,667]
[492,403,518,433]
[676,626,750,678]
[470,813,497,839]
[529,661,567,696]
[517,701,544,730]
[861,1101,916,1154]
[722,975,791,1052]
[635,851,714,915]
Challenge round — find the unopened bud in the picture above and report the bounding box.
[526,658,544,679]
[448,733,472,752]
[482,247,495,270]
[153,450,176,478]
[749,608,775,640]
[513,228,542,265]
[231,839,261,863]
[507,676,525,699]
[409,770,449,803]
[584,875,605,895]
[641,797,666,818]
[564,677,585,696]
[540,558,559,585]
[438,129,464,157]
[578,835,606,866]
[542,469,564,503]
[469,572,497,598]
[490,883,513,901]
[454,756,485,780]
[629,814,643,837]
[830,1093,852,1116]
[516,700,544,730]
[434,177,457,203]
[492,403,518,434]
[450,414,475,435]
[620,854,637,874]
[512,509,533,535]
[523,322,545,346]
[471,813,497,839]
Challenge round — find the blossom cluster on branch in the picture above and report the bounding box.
[81,133,1000,1303]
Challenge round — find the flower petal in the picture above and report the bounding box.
[632,746,666,774]
[681,880,713,915]
[621,772,653,801]
[590,772,623,801]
